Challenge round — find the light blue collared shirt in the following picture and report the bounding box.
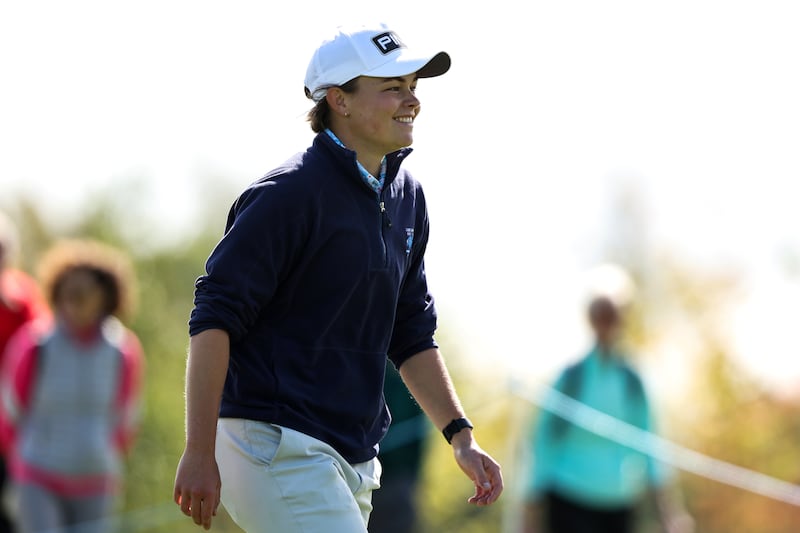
[324,128,386,194]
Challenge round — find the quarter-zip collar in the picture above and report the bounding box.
[324,128,386,194]
[314,132,412,192]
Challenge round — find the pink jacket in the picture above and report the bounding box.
[0,318,143,495]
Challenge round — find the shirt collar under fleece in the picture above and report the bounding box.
[324,128,386,194]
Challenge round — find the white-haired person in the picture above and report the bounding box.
[520,266,692,533]
[173,22,503,532]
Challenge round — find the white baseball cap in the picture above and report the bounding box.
[304,23,451,102]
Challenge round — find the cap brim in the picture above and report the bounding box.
[364,50,451,79]
[417,52,451,78]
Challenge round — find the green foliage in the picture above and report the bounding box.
[644,260,800,533]
[6,185,800,533]
[414,339,512,533]
[2,188,245,532]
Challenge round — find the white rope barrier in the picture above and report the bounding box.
[509,378,800,507]
[57,379,800,532]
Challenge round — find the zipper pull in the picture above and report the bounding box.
[379,201,392,228]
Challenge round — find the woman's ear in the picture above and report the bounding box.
[325,87,350,118]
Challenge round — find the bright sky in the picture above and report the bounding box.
[2,1,799,393]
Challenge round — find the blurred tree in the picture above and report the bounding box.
[648,259,800,533]
[415,328,510,533]
[507,176,800,532]
[2,181,247,532]
[6,173,800,533]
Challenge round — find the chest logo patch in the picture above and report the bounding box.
[405,228,414,255]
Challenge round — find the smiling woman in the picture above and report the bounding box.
[322,75,422,174]
[172,22,503,533]
[303,24,449,176]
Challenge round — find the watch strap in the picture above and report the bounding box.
[442,417,473,444]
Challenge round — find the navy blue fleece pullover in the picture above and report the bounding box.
[189,132,438,463]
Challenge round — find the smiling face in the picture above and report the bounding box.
[327,74,421,174]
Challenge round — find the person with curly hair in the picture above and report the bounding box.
[0,239,144,533]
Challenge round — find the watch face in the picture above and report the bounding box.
[443,417,473,443]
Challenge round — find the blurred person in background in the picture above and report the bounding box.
[519,265,692,533]
[368,364,429,533]
[0,239,144,533]
[173,22,503,533]
[0,211,50,533]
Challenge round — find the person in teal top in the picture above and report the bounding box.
[520,273,693,533]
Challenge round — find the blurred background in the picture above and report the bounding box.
[2,1,799,531]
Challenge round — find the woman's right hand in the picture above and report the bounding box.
[173,449,222,530]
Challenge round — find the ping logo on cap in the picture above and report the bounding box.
[372,32,404,55]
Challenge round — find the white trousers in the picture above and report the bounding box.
[216,418,381,533]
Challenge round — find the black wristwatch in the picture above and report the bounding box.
[442,417,473,444]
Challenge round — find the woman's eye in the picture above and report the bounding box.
[386,86,417,93]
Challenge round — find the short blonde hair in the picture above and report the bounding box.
[583,263,636,309]
[305,78,360,133]
[0,210,20,266]
[37,239,138,321]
